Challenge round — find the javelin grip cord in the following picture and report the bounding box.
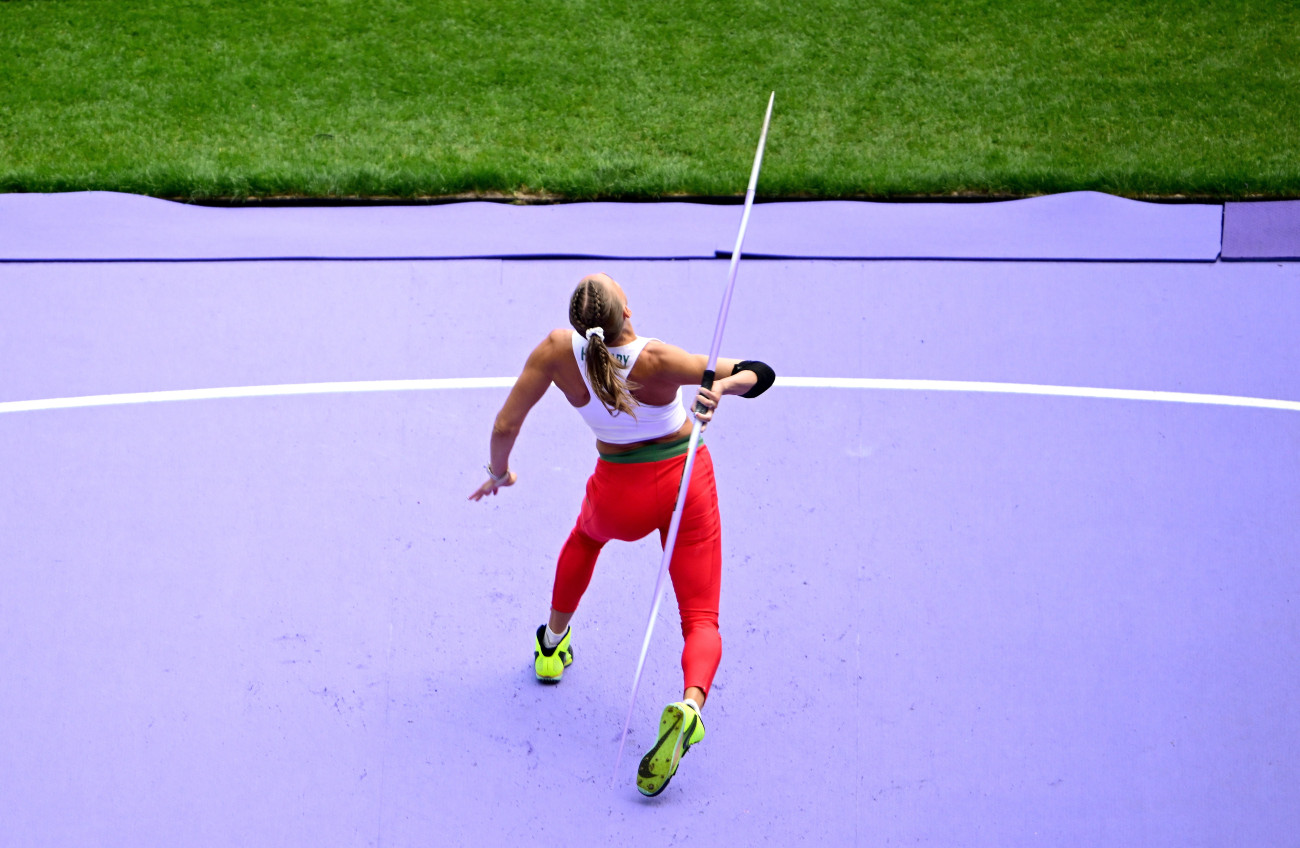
[693,369,716,415]
[612,92,775,786]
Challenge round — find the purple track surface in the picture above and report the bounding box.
[1223,200,1300,261]
[2,195,1298,846]
[1,190,1222,262]
[734,192,1221,261]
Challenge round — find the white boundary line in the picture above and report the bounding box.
[778,377,1300,412]
[1,375,1297,415]
[0,378,515,414]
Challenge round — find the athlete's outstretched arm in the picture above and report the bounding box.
[647,344,762,394]
[641,342,775,429]
[468,333,560,501]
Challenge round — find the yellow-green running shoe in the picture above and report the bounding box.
[533,624,573,682]
[636,700,705,797]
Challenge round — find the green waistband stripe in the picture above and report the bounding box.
[598,435,696,464]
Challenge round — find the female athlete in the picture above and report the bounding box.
[468,272,774,796]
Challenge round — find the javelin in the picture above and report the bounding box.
[612,91,775,785]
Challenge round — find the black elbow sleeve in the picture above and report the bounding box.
[732,360,776,398]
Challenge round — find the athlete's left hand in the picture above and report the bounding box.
[468,470,517,501]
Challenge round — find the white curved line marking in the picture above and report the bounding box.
[0,378,515,414]
[1,376,1297,414]
[778,377,1300,412]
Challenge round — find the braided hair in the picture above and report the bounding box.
[569,276,640,416]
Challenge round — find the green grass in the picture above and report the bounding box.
[1,0,1297,200]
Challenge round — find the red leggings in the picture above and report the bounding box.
[551,446,723,696]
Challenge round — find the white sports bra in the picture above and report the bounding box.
[570,331,688,444]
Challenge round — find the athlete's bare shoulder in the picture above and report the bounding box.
[633,339,705,386]
[531,328,574,366]
[636,338,683,364]
[545,327,574,350]
[538,328,588,404]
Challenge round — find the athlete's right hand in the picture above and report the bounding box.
[693,386,720,432]
[468,471,517,501]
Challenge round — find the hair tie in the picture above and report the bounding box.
[585,326,605,343]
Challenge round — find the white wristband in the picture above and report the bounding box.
[485,463,509,484]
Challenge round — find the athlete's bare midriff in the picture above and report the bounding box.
[595,418,694,456]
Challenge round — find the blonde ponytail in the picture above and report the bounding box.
[569,277,639,416]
